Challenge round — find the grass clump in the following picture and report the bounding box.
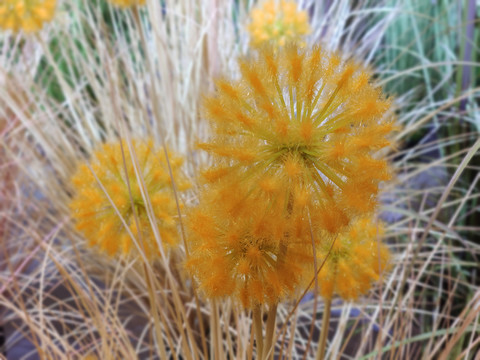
[0,0,479,359]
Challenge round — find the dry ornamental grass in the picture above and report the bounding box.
[0,0,479,359]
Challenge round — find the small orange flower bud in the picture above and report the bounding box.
[247,0,311,48]
[317,217,390,301]
[0,0,56,33]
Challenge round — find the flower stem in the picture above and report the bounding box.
[211,299,223,360]
[316,299,331,360]
[142,264,169,360]
[263,303,278,359]
[253,306,264,359]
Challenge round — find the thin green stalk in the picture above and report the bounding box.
[263,303,278,360]
[211,299,224,360]
[142,264,169,360]
[253,306,264,360]
[303,208,320,360]
[316,299,331,360]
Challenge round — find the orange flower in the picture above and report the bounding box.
[187,44,396,307]
[248,0,311,47]
[185,183,315,308]
[0,0,56,33]
[317,217,390,300]
[199,44,395,235]
[69,139,189,258]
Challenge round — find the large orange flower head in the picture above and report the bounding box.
[185,184,316,308]
[248,0,311,47]
[69,139,189,258]
[200,44,395,235]
[0,0,56,32]
[317,217,390,300]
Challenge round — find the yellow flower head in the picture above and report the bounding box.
[185,184,315,308]
[0,0,56,32]
[69,139,189,258]
[317,217,390,300]
[248,0,311,47]
[200,44,395,236]
[107,0,145,8]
